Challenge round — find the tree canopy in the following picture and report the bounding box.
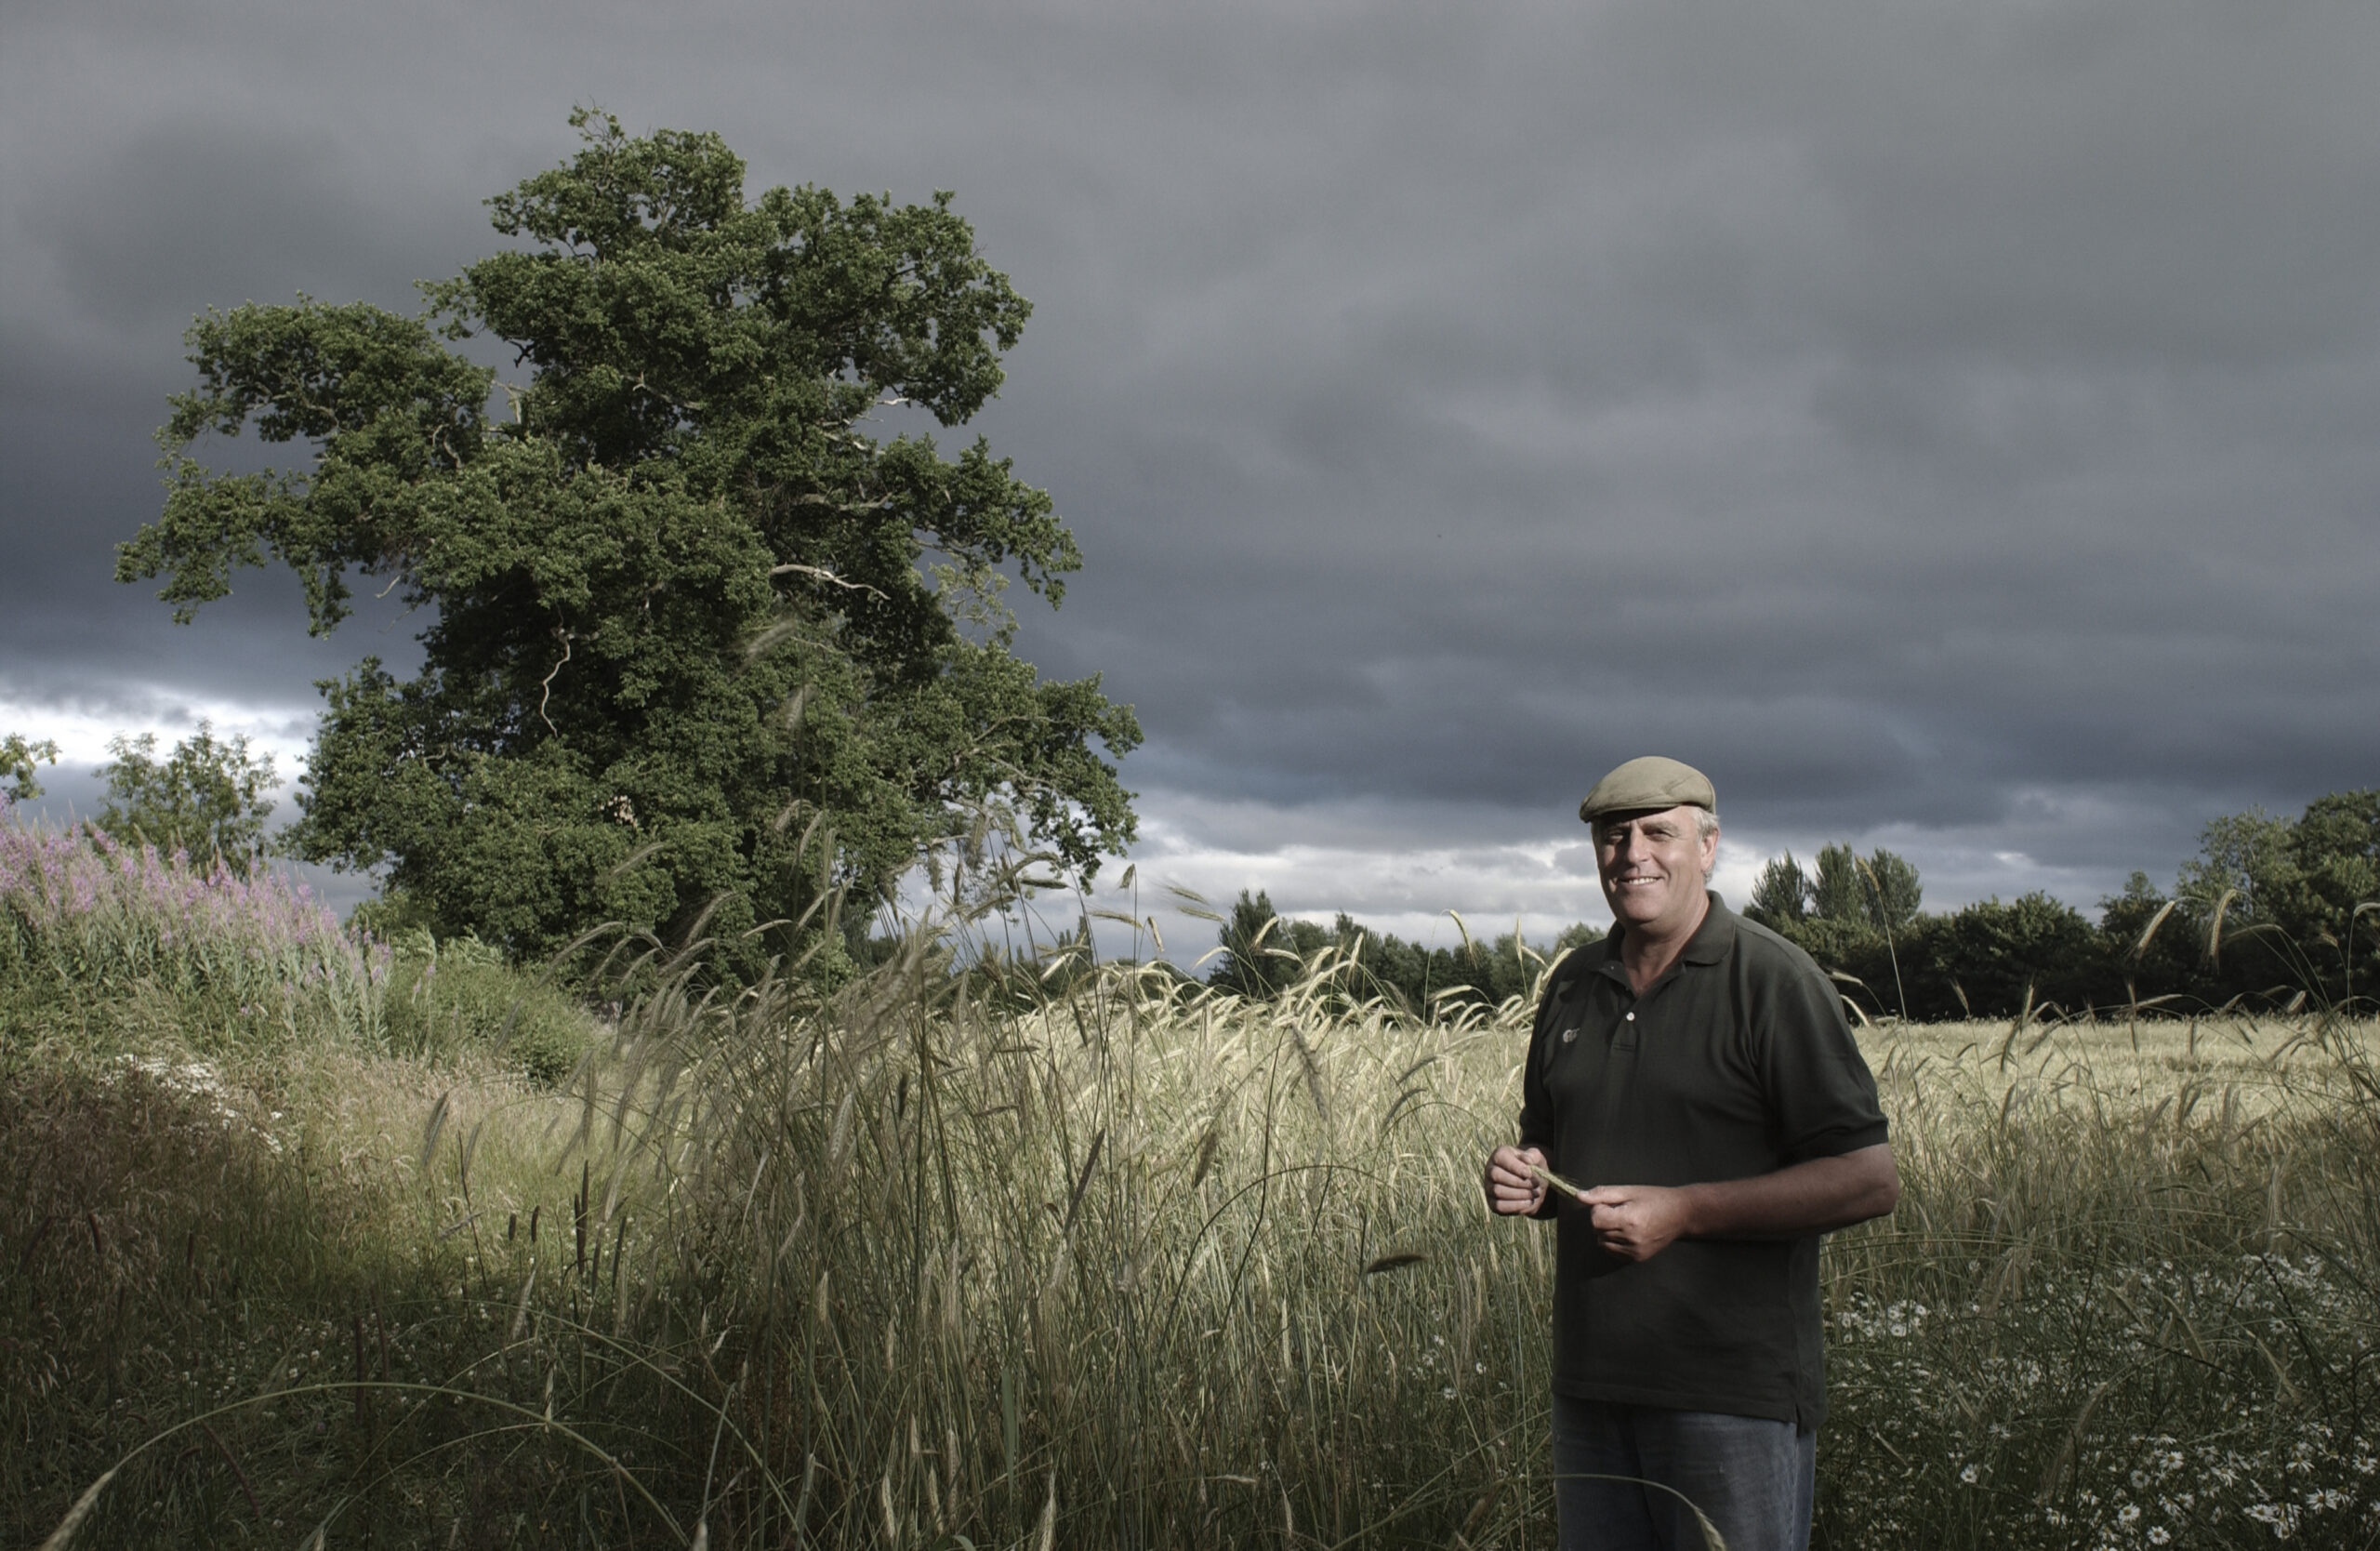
[1745,844,1919,935]
[119,113,1140,976]
[0,734,59,806]
[95,722,279,871]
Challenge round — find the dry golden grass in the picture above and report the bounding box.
[1865,1012,2376,1103]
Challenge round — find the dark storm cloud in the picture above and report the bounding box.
[2,0,2373,928]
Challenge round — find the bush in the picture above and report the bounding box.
[381,928,597,1083]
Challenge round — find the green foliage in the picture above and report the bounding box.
[1919,893,2100,1015]
[0,733,59,804]
[2170,790,2380,1001]
[2094,870,2202,998]
[2,815,383,1055]
[1811,842,1921,931]
[2276,789,2380,948]
[1764,799,2376,1019]
[1552,920,1605,957]
[1210,888,1300,998]
[1746,850,1811,927]
[1858,847,1923,930]
[2175,805,2296,923]
[118,112,1140,977]
[1811,842,1865,924]
[381,929,597,1083]
[345,884,437,941]
[93,722,277,871]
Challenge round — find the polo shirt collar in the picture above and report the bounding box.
[1600,891,1738,968]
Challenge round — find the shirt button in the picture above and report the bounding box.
[1625,1012,1635,1022]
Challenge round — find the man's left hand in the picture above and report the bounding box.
[1578,1184,1692,1262]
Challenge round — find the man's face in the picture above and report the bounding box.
[1593,805,1718,935]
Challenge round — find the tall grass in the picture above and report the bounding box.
[7,871,2377,1547]
[1820,1012,2379,1547]
[638,933,1559,1549]
[1,816,389,1051]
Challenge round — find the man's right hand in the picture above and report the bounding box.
[1483,1145,1550,1216]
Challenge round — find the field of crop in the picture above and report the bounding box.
[5,827,2376,1549]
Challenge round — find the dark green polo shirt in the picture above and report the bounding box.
[1516,894,1888,1427]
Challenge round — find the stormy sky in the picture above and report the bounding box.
[4,0,2373,960]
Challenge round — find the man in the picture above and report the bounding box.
[1482,757,1899,1551]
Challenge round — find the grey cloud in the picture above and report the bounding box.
[2,0,2373,928]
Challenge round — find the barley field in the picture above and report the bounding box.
[5,835,2376,1548]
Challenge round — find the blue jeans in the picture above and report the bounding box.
[1550,1394,1816,1551]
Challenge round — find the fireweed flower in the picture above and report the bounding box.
[2,816,385,1048]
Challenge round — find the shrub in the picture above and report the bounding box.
[381,928,597,1083]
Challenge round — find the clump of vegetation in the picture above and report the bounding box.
[1208,887,1603,1014]
[1,733,60,804]
[1818,1012,2380,1547]
[91,721,280,876]
[381,928,595,1083]
[0,1042,643,1547]
[1,809,597,1089]
[0,817,386,1054]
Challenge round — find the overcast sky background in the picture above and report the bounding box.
[3,0,2373,963]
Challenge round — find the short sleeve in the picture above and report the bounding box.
[1756,951,1890,1164]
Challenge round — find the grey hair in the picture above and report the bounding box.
[1697,808,1720,842]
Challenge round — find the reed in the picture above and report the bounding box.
[1,818,389,1053]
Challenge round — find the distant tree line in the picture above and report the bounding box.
[1744,791,2376,1019]
[1213,790,2378,1020]
[1208,889,1604,1014]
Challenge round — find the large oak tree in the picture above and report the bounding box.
[120,113,1139,976]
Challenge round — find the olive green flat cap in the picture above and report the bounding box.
[1578,756,1717,822]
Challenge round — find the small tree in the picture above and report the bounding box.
[1810,842,1920,931]
[1811,843,1867,926]
[1859,848,1923,930]
[1747,852,1812,927]
[2274,790,2378,936]
[1553,921,1605,957]
[1,733,60,805]
[1922,892,2097,1017]
[2174,792,2379,1001]
[1213,889,1329,999]
[94,722,279,869]
[2175,807,2296,926]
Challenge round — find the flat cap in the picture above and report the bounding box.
[1579,756,1716,822]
